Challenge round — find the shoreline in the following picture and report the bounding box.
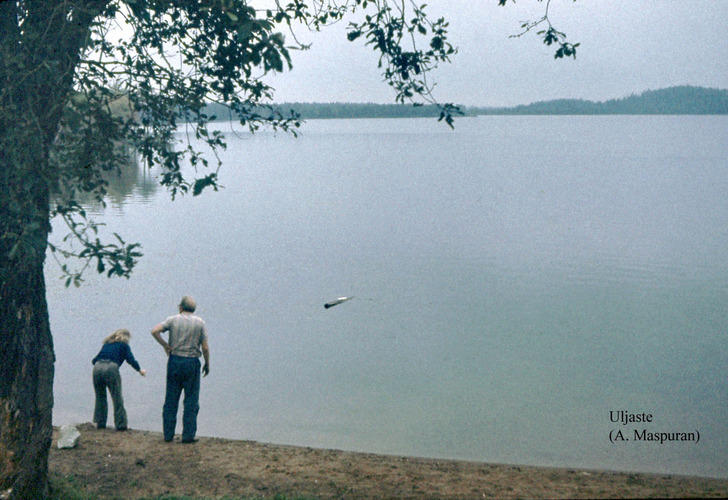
[49,423,728,499]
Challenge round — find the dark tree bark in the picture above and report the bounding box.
[0,1,110,496]
[0,54,57,499]
[0,81,56,496]
[0,222,55,500]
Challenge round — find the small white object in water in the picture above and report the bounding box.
[324,296,354,309]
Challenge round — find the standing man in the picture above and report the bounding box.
[152,295,210,443]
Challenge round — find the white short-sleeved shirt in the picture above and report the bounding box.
[162,313,208,358]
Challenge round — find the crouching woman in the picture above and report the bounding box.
[92,328,146,430]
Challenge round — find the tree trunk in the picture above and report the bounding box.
[0,1,109,495]
[0,245,55,499]
[0,132,55,498]
[0,86,56,497]
[0,65,59,492]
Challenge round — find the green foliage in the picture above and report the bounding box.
[49,474,94,500]
[345,2,457,105]
[47,204,143,287]
[0,0,576,288]
[500,0,580,59]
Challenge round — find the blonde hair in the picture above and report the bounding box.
[104,328,131,344]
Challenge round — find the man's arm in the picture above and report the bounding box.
[201,338,210,376]
[151,323,172,356]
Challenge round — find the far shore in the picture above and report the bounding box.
[49,423,728,499]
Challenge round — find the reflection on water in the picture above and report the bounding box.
[89,153,159,211]
[47,116,728,479]
[101,156,159,209]
[51,148,159,213]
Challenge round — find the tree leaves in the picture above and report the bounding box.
[192,173,218,197]
[341,1,457,117]
[503,0,580,59]
[555,42,580,59]
[48,210,143,287]
[7,0,580,287]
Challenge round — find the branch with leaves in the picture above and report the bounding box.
[499,0,580,58]
[48,203,142,287]
[3,0,580,289]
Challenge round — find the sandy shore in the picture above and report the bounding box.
[49,423,728,499]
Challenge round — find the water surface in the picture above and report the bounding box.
[48,116,728,478]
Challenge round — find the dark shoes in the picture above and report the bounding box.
[162,435,197,443]
[97,423,128,431]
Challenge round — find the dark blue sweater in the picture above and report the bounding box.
[92,342,141,372]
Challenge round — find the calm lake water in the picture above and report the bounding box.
[48,115,728,479]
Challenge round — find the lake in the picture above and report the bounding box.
[47,115,728,479]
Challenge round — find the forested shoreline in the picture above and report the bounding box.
[474,85,728,115]
[198,86,728,121]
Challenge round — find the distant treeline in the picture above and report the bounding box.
[196,86,728,121]
[200,101,448,121]
[472,86,728,115]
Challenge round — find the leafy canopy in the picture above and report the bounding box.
[1,0,577,286]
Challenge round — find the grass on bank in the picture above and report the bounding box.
[50,474,316,500]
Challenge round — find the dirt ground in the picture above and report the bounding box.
[49,423,728,499]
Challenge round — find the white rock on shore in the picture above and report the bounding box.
[57,424,81,449]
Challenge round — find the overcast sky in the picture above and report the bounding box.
[261,0,728,107]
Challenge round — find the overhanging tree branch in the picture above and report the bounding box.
[500,0,580,58]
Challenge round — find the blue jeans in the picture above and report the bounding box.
[163,355,201,441]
